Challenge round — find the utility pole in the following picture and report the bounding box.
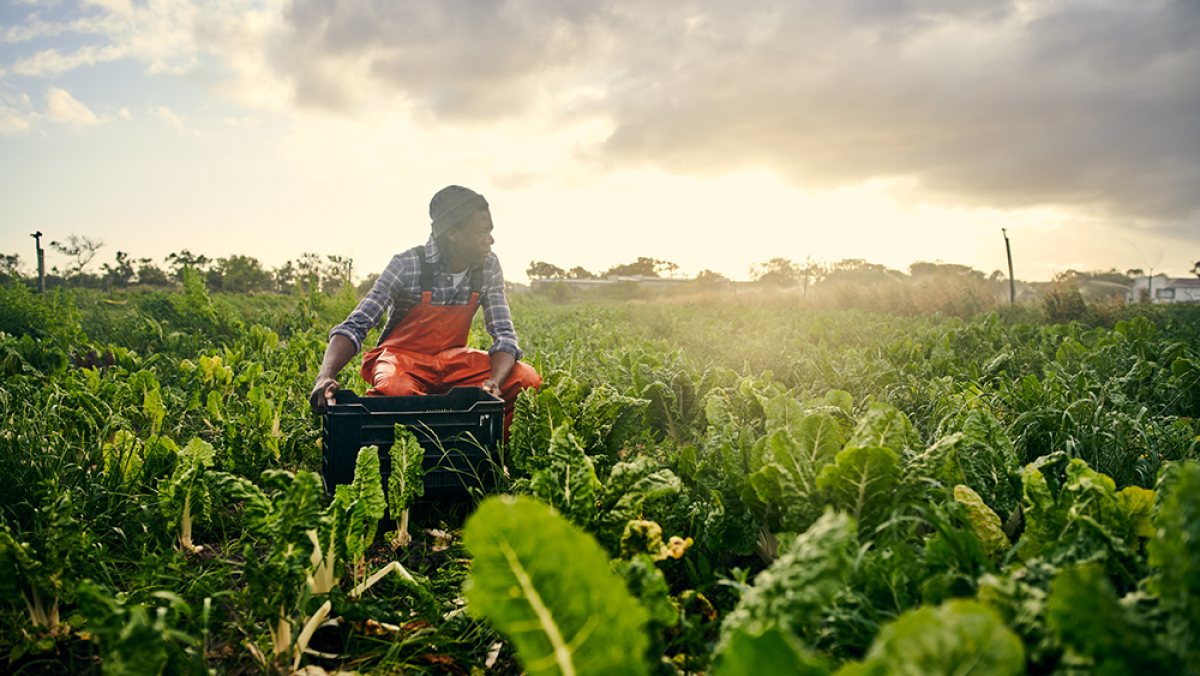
[1002,228,1015,304]
[30,231,45,294]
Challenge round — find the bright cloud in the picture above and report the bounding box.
[13,44,127,76]
[153,105,187,131]
[82,0,133,14]
[271,0,1200,225]
[46,87,99,126]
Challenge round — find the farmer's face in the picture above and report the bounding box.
[450,209,494,268]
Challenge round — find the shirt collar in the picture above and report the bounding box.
[424,235,444,266]
[425,233,485,273]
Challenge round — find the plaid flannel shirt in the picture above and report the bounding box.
[329,235,523,360]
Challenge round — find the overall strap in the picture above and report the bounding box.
[417,245,435,293]
[469,264,484,296]
[375,245,431,347]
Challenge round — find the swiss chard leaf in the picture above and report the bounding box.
[846,403,920,458]
[1147,460,1200,670]
[387,427,425,516]
[816,446,902,538]
[1047,564,1177,675]
[463,495,649,676]
[952,485,1010,559]
[577,384,648,461]
[157,437,216,552]
[713,625,829,676]
[594,457,681,549]
[839,600,1025,676]
[907,430,1019,521]
[530,426,602,526]
[719,510,858,649]
[1020,458,1137,566]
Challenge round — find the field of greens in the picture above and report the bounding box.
[2,276,1199,675]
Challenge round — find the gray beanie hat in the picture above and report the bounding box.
[430,185,488,238]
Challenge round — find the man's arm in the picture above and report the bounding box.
[481,350,515,398]
[479,253,524,359]
[309,333,357,415]
[310,251,415,415]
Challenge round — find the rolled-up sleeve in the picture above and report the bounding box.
[481,254,524,360]
[329,254,405,353]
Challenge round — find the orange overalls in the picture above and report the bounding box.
[358,247,541,435]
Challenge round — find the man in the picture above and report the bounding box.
[308,185,541,433]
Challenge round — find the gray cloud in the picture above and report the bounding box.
[275,0,1200,221]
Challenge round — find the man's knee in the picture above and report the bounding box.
[504,362,542,393]
[370,369,425,397]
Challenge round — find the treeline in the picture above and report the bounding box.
[528,253,1143,289]
[3,236,369,296]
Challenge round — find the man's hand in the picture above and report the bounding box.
[309,376,340,416]
[480,378,501,398]
[483,351,515,400]
[310,334,357,416]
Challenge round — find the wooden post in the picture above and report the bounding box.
[1002,228,1015,304]
[30,231,45,294]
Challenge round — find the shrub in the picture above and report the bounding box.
[0,277,84,343]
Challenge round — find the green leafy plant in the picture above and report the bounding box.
[713,625,829,676]
[835,600,1025,676]
[386,426,426,548]
[1046,564,1177,674]
[463,495,650,676]
[719,510,858,651]
[817,445,902,537]
[335,446,387,587]
[530,426,602,526]
[1147,460,1200,671]
[211,469,325,665]
[157,437,215,554]
[77,582,214,676]
[0,490,85,632]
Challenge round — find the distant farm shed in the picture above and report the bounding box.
[1126,277,1200,304]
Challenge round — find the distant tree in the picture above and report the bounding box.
[527,261,567,279]
[1075,269,1135,285]
[136,258,169,286]
[101,251,136,289]
[799,257,828,297]
[567,266,596,280]
[909,261,985,280]
[166,250,211,282]
[1,253,23,278]
[274,260,298,294]
[214,255,271,294]
[750,257,801,286]
[823,259,898,286]
[296,253,324,293]
[1126,268,1145,279]
[324,255,355,295]
[50,234,104,286]
[604,257,664,278]
[658,260,681,278]
[205,267,224,292]
[694,269,729,282]
[1192,261,1200,278]
[989,270,1007,282]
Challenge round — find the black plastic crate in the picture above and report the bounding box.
[322,387,504,497]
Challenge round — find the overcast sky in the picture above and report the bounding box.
[2,0,1197,283]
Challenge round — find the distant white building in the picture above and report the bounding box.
[530,275,696,291]
[1127,277,1200,304]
